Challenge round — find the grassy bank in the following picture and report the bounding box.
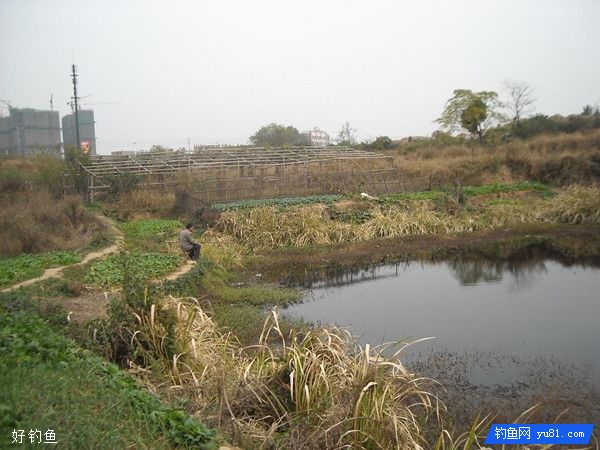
[2,135,600,449]
[389,129,600,190]
[0,301,218,449]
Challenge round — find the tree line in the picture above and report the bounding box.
[248,80,599,149]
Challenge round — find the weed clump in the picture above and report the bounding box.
[0,191,106,256]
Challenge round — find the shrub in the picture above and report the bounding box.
[0,191,105,256]
[104,189,177,220]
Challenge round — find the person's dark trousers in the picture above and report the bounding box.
[188,244,201,261]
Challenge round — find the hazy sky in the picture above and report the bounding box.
[1,0,599,154]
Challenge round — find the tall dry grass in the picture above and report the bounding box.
[391,130,600,189]
[103,189,176,220]
[0,190,106,256]
[130,296,240,408]
[214,187,600,250]
[128,298,583,449]
[126,296,448,449]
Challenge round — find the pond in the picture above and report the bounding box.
[283,252,600,388]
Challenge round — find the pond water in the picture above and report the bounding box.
[284,254,600,386]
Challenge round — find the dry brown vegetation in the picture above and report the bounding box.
[0,190,107,256]
[102,189,176,220]
[390,130,600,191]
[212,186,600,250]
[0,154,64,194]
[124,296,474,449]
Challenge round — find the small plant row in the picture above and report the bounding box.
[209,182,550,214]
[209,194,343,212]
[0,251,82,287]
[85,252,181,288]
[327,206,373,224]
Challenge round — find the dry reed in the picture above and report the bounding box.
[214,187,600,251]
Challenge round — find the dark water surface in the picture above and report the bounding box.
[284,256,600,386]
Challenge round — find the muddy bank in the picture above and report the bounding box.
[250,224,600,283]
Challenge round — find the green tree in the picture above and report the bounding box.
[64,145,92,194]
[436,89,505,139]
[249,123,303,147]
[366,136,394,151]
[582,105,594,117]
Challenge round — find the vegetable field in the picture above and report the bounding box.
[85,252,181,288]
[210,194,342,212]
[0,251,82,287]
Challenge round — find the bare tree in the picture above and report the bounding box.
[337,121,357,145]
[503,79,535,126]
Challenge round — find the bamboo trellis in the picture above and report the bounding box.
[76,147,396,202]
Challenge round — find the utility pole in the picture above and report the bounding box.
[71,64,81,150]
[50,94,54,111]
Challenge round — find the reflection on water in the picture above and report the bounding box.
[284,251,600,386]
[284,248,594,290]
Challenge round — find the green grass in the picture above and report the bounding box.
[381,181,551,204]
[0,251,82,288]
[120,219,183,252]
[120,219,182,239]
[85,252,181,288]
[211,304,309,346]
[461,181,551,196]
[210,194,342,212]
[201,268,300,306]
[8,277,88,300]
[0,310,218,449]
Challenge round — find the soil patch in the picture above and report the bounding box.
[40,291,115,323]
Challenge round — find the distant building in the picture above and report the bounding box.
[110,150,136,156]
[0,107,61,157]
[301,127,330,147]
[62,110,96,155]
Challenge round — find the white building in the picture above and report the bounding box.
[301,127,330,147]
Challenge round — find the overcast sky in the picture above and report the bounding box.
[1,0,599,154]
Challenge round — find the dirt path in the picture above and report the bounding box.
[1,213,200,294]
[162,260,196,281]
[1,215,124,294]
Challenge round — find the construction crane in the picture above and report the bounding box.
[0,100,13,117]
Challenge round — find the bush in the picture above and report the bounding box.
[0,191,106,256]
[104,189,176,220]
[0,155,64,195]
